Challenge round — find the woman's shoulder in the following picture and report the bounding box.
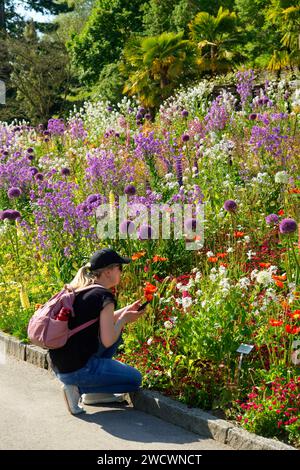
[77,285,115,303]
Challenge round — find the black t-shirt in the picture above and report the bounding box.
[49,286,116,373]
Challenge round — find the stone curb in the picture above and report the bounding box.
[0,331,296,451]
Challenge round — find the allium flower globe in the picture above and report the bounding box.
[265,214,279,225]
[224,200,237,212]
[275,171,289,184]
[256,270,273,286]
[7,187,21,199]
[279,218,297,234]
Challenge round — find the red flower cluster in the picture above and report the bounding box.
[143,282,158,301]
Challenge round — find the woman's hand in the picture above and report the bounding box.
[121,299,144,324]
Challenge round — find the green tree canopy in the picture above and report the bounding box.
[189,6,240,74]
[122,31,196,108]
[68,0,146,84]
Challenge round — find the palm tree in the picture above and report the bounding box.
[265,1,300,72]
[189,6,238,75]
[122,31,196,108]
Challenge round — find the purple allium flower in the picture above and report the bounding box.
[35,173,44,181]
[279,218,297,234]
[120,220,135,235]
[48,118,65,135]
[7,187,22,199]
[181,109,189,117]
[29,167,38,176]
[124,184,136,196]
[61,167,70,176]
[27,148,34,153]
[224,199,237,212]
[144,113,152,120]
[265,213,279,225]
[2,209,21,220]
[249,113,257,120]
[27,153,34,161]
[138,107,145,115]
[86,194,100,205]
[182,133,190,142]
[136,112,143,121]
[138,224,153,240]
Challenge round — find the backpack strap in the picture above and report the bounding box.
[68,317,99,338]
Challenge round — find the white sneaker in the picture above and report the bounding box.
[62,385,85,415]
[81,392,126,405]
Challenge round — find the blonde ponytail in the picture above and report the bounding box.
[66,262,118,291]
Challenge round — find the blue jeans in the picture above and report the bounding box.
[55,336,142,394]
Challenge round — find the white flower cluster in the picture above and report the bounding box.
[70,96,138,142]
[159,80,213,121]
[238,277,251,290]
[291,88,300,109]
[275,171,289,184]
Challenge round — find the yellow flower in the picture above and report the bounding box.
[20,286,30,309]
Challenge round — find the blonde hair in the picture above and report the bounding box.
[66,262,119,291]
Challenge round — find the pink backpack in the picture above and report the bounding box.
[27,284,105,349]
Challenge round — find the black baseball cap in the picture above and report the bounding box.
[89,248,131,270]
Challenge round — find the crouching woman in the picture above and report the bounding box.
[49,248,144,415]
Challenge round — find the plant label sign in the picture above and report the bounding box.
[236,343,254,355]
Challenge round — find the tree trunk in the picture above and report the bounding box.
[0,0,5,34]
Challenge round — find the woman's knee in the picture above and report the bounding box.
[132,368,143,388]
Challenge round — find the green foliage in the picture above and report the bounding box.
[68,0,146,84]
[8,28,72,124]
[122,31,197,108]
[189,6,240,74]
[91,62,125,105]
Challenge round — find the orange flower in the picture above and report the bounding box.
[143,282,158,302]
[292,291,300,299]
[278,209,284,216]
[145,293,154,301]
[259,262,271,268]
[288,188,300,194]
[220,262,228,268]
[217,252,227,258]
[272,273,287,281]
[269,319,283,327]
[275,280,285,288]
[281,300,290,311]
[285,325,300,334]
[234,231,245,238]
[152,256,168,262]
[208,257,218,263]
[290,310,300,320]
[132,251,146,261]
[143,282,157,294]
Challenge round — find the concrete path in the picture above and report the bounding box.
[0,356,233,450]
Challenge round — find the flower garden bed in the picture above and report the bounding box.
[0,71,299,447]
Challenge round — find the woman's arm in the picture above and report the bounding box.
[100,299,145,348]
[113,306,127,323]
[113,299,142,323]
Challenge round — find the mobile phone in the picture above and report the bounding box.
[137,300,150,311]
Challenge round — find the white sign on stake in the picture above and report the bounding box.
[236,344,254,355]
